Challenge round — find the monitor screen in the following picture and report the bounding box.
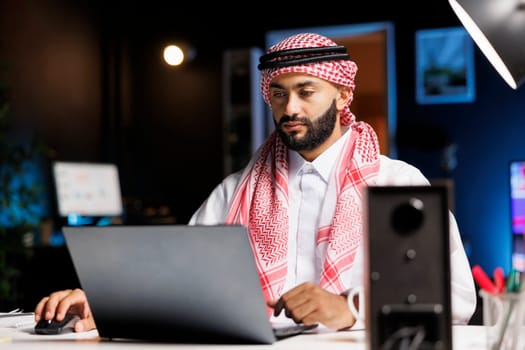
[510,161,525,234]
[52,161,124,218]
[510,160,525,271]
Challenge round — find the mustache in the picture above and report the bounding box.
[278,115,309,126]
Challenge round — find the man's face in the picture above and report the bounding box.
[269,73,340,152]
[274,100,337,152]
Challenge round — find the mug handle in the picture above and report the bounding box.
[346,286,364,321]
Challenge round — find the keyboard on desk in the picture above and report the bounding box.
[272,323,319,339]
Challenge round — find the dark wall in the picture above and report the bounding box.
[1,1,523,277]
[0,0,102,160]
[389,7,525,274]
[400,55,525,275]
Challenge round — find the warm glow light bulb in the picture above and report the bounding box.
[163,45,184,66]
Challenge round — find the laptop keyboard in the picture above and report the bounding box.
[272,323,319,339]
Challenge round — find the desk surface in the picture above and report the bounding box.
[0,324,487,349]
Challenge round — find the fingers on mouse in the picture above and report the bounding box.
[34,313,79,335]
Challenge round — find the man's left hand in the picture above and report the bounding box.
[267,282,356,330]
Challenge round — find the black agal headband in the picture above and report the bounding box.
[257,45,351,70]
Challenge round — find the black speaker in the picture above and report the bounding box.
[364,185,452,350]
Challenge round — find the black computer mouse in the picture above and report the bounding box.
[34,313,79,335]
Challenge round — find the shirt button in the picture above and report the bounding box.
[302,164,314,173]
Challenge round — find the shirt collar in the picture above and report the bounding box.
[288,128,351,182]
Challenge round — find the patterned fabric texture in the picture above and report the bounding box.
[226,33,380,314]
[260,33,358,126]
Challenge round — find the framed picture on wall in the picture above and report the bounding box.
[415,27,475,104]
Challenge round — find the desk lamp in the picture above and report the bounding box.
[448,0,525,89]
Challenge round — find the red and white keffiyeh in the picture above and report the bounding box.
[226,33,380,309]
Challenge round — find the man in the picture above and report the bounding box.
[35,33,476,332]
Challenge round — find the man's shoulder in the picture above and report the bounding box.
[378,154,417,170]
[376,155,429,185]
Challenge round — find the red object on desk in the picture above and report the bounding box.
[493,266,505,293]
[472,265,499,294]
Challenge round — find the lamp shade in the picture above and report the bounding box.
[449,0,525,89]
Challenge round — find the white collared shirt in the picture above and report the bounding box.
[189,133,477,325]
[283,129,351,293]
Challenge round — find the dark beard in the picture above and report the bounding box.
[275,100,337,152]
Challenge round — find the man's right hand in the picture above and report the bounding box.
[34,288,96,332]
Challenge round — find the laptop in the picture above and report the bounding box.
[62,225,317,344]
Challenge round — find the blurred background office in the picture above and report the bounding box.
[0,0,524,314]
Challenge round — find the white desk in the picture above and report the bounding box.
[0,325,487,349]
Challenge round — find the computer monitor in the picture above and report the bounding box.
[510,160,525,271]
[52,161,124,221]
